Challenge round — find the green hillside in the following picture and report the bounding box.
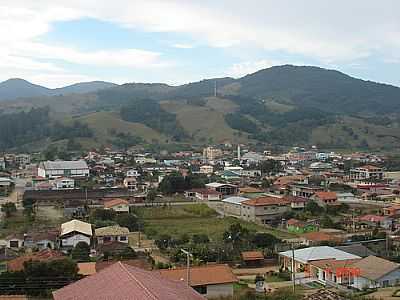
[2,65,400,151]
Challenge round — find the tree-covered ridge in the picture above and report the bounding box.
[120,99,187,141]
[0,107,93,151]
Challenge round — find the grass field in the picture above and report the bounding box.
[77,111,165,143]
[135,204,295,241]
[161,100,248,144]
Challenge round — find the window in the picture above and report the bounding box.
[119,236,127,241]
[9,240,19,248]
[382,280,390,287]
[103,236,111,242]
[194,286,207,294]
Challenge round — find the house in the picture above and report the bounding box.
[335,244,376,258]
[95,225,129,244]
[159,264,237,298]
[78,259,153,277]
[53,177,75,190]
[311,191,338,207]
[241,251,264,267]
[7,249,64,272]
[203,146,223,160]
[350,165,384,182]
[185,188,223,201]
[285,195,308,209]
[0,158,5,170]
[53,262,205,300]
[221,170,241,181]
[240,196,290,225]
[300,231,342,246]
[38,160,89,179]
[337,192,357,203]
[222,196,249,217]
[279,246,361,274]
[309,255,400,290]
[290,184,324,198]
[5,234,24,249]
[206,182,238,195]
[357,214,392,229]
[104,198,129,213]
[0,177,13,196]
[126,169,140,177]
[0,247,18,273]
[15,154,31,167]
[59,219,92,248]
[23,230,58,250]
[350,256,400,289]
[383,205,400,217]
[199,165,213,175]
[123,177,137,191]
[287,219,318,234]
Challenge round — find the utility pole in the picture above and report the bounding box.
[181,249,193,286]
[291,243,296,293]
[214,80,217,97]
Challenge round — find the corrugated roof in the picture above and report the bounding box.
[95,225,130,236]
[61,220,92,237]
[350,255,399,281]
[159,264,237,286]
[221,196,249,204]
[279,246,360,264]
[42,160,88,170]
[53,262,205,300]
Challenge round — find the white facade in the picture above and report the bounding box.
[38,160,89,179]
[203,283,234,299]
[54,178,75,190]
[60,234,90,248]
[126,169,140,177]
[200,165,214,174]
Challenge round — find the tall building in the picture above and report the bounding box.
[203,147,223,160]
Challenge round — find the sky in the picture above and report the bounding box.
[1,0,400,88]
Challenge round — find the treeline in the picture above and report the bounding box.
[225,113,258,133]
[0,107,94,151]
[120,99,187,141]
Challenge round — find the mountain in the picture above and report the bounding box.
[0,78,50,100]
[1,65,400,151]
[52,81,117,95]
[0,79,117,101]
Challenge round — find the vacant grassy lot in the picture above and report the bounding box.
[135,204,295,241]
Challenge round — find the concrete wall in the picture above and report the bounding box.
[206,283,234,298]
[223,203,241,217]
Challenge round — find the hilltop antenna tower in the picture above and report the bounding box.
[214,80,217,97]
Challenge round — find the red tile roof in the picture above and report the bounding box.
[241,251,264,261]
[301,232,341,242]
[159,264,237,286]
[358,214,387,222]
[7,249,64,272]
[241,196,290,207]
[54,262,205,300]
[314,191,337,201]
[104,198,129,208]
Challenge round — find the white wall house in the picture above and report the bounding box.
[60,220,92,248]
[54,177,75,190]
[38,160,89,179]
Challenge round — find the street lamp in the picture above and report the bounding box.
[180,249,193,286]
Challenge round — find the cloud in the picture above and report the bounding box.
[227,60,279,78]
[172,43,195,49]
[2,0,400,86]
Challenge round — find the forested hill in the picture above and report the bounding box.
[1,65,400,151]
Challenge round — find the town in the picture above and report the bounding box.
[0,143,400,299]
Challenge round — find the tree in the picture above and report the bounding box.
[192,234,210,244]
[223,223,250,248]
[252,233,280,249]
[146,189,157,205]
[159,172,186,194]
[305,200,324,215]
[259,159,283,176]
[116,213,138,231]
[1,202,16,218]
[71,241,90,262]
[90,208,116,221]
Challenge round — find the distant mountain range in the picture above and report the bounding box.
[1,65,400,151]
[0,78,117,101]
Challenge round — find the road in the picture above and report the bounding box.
[0,177,27,208]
